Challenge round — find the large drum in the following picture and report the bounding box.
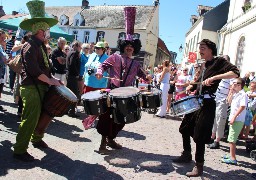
[109,87,141,124]
[43,85,78,117]
[81,90,108,115]
[171,95,202,116]
[141,88,162,108]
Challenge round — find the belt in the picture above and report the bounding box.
[204,94,212,99]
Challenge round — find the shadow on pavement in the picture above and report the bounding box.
[118,130,146,140]
[104,147,175,174]
[174,163,255,179]
[46,118,91,142]
[0,140,123,179]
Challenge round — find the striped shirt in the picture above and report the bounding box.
[215,79,234,102]
[96,53,147,87]
[5,40,15,56]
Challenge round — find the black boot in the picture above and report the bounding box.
[186,162,203,177]
[207,141,220,149]
[173,151,192,163]
[98,136,110,154]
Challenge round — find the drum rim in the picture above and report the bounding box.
[82,97,103,101]
[55,85,78,102]
[172,95,198,104]
[109,92,140,98]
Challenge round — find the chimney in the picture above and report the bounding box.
[82,0,89,7]
[197,5,213,16]
[0,6,6,17]
[12,11,18,15]
[154,0,160,6]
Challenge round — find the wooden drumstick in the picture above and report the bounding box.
[103,76,123,81]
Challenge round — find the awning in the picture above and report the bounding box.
[0,15,74,42]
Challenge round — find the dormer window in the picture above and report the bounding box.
[118,32,126,40]
[59,14,69,25]
[133,33,140,39]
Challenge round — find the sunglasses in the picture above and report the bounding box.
[65,49,69,51]
[95,47,102,50]
[194,67,199,68]
[183,70,188,71]
[105,47,109,49]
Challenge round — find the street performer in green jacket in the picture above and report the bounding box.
[13,0,61,162]
[173,39,240,177]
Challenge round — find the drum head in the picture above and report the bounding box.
[56,85,77,102]
[141,88,161,96]
[82,90,103,101]
[109,86,140,98]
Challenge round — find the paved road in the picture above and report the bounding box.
[0,86,255,180]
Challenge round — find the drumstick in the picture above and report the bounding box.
[103,76,123,81]
[190,82,202,85]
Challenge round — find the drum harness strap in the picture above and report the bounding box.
[120,57,134,87]
[198,67,216,103]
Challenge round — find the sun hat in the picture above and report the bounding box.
[94,41,105,48]
[19,0,58,32]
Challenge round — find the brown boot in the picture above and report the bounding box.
[98,136,110,154]
[172,151,192,163]
[186,162,203,177]
[107,138,122,149]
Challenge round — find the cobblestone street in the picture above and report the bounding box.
[0,86,255,180]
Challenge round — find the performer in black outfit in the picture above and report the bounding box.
[173,39,240,177]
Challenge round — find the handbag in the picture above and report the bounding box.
[8,54,23,73]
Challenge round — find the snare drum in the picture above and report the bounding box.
[81,90,107,115]
[171,95,201,116]
[141,88,162,108]
[109,87,141,124]
[43,85,78,117]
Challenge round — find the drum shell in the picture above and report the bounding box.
[141,93,161,108]
[43,86,77,117]
[171,95,201,116]
[111,95,141,124]
[83,96,107,115]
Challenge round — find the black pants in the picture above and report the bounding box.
[179,98,216,163]
[97,108,125,139]
[67,75,79,114]
[9,69,16,90]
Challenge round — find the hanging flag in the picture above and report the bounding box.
[188,52,197,63]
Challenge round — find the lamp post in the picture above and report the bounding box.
[178,44,183,64]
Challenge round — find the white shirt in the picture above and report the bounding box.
[229,89,248,122]
[246,90,256,110]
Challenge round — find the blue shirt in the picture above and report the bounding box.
[84,53,108,88]
[80,52,89,76]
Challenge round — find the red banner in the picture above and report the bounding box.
[188,52,197,63]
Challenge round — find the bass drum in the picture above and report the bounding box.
[81,90,107,115]
[141,88,162,108]
[109,86,141,124]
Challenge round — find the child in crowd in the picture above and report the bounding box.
[241,81,256,139]
[222,78,248,165]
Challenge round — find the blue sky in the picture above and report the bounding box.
[2,0,224,60]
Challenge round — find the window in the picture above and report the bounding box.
[118,32,126,40]
[235,36,245,71]
[84,31,90,43]
[73,30,78,40]
[96,31,105,42]
[75,19,79,26]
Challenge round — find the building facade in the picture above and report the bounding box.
[182,0,230,65]
[218,0,256,76]
[45,0,162,68]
